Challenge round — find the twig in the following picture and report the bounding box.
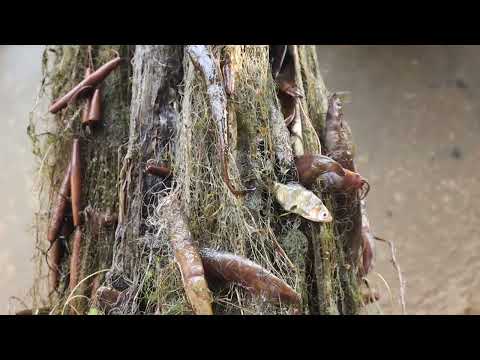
[271,235,296,272]
[272,45,288,79]
[375,236,407,315]
[371,271,394,310]
[62,269,110,315]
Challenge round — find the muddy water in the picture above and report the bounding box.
[0,45,44,314]
[1,45,479,315]
[317,45,480,314]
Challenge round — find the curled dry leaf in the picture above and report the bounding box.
[273,182,332,223]
[200,248,301,306]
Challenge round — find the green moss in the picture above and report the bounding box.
[29,45,133,312]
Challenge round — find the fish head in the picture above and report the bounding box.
[305,202,333,223]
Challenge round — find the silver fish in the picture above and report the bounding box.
[273,182,332,223]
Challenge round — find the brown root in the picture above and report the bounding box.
[81,67,93,125]
[49,56,124,113]
[70,139,82,227]
[186,45,249,197]
[145,164,171,178]
[48,239,62,293]
[86,87,102,125]
[47,161,72,243]
[68,227,83,293]
[163,196,213,315]
[200,248,301,307]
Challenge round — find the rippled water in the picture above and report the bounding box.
[317,45,480,314]
[0,45,44,313]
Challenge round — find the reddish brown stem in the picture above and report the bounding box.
[47,162,72,243]
[222,54,235,96]
[49,57,123,114]
[70,139,82,227]
[145,164,171,178]
[48,216,74,293]
[81,67,93,125]
[200,248,301,306]
[68,227,82,293]
[86,87,102,125]
[48,239,62,292]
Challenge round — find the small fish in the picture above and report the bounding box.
[318,168,367,193]
[295,154,345,187]
[273,182,332,223]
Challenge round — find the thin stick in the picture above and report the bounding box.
[62,269,110,315]
[375,236,407,315]
[271,235,296,272]
[273,45,288,79]
[372,271,395,311]
[87,45,94,70]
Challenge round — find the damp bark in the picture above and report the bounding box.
[29,45,362,315]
